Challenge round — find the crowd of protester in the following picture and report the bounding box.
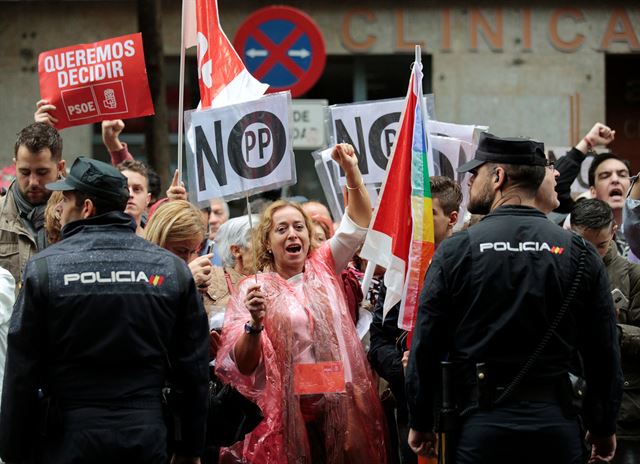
[0,99,637,464]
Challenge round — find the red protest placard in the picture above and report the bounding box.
[293,361,346,395]
[38,33,154,129]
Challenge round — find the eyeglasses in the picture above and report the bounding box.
[545,161,555,170]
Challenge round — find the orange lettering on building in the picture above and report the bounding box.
[522,9,532,51]
[395,9,425,51]
[549,9,585,52]
[341,9,377,52]
[442,9,452,52]
[469,9,504,51]
[600,9,640,51]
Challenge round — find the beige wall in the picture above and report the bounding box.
[1,2,637,166]
[0,2,138,166]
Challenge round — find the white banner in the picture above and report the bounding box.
[329,98,405,187]
[427,120,486,145]
[185,92,295,202]
[329,97,487,186]
[430,136,474,226]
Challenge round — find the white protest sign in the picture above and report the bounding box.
[292,99,327,149]
[185,92,295,202]
[329,97,487,186]
[312,147,344,221]
[329,98,405,186]
[431,135,462,179]
[431,135,473,226]
[428,120,487,145]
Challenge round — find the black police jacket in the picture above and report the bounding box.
[406,205,623,437]
[368,282,407,400]
[0,211,210,461]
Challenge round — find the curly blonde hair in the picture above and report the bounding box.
[254,200,318,272]
[144,200,206,248]
[44,191,65,244]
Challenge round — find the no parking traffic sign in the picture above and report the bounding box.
[234,6,326,97]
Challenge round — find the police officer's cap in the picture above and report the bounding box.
[46,156,129,204]
[457,132,546,173]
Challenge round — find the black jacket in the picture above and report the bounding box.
[0,211,210,461]
[554,147,585,214]
[406,205,623,436]
[368,283,407,401]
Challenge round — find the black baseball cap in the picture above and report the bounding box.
[457,132,547,173]
[46,156,129,204]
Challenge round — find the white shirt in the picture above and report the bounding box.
[0,267,16,408]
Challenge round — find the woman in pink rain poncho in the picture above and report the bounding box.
[216,143,388,463]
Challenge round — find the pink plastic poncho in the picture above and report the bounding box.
[215,242,388,463]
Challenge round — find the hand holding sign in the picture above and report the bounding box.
[34,99,58,126]
[166,169,187,202]
[245,283,266,325]
[188,253,214,294]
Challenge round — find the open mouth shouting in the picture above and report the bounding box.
[285,243,303,255]
[608,186,624,204]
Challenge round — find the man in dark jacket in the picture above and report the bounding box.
[552,122,615,215]
[571,198,640,462]
[0,157,209,464]
[406,133,623,463]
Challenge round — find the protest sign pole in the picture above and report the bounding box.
[176,0,188,184]
[245,194,259,284]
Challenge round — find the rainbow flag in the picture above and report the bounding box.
[359,46,435,331]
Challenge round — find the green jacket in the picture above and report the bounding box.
[0,183,37,292]
[603,241,640,440]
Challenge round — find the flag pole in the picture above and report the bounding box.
[177,0,188,184]
[414,42,437,464]
[360,260,375,296]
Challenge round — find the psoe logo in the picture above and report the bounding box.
[479,242,564,254]
[63,270,165,286]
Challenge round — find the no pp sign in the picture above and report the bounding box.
[38,33,154,129]
[185,92,296,202]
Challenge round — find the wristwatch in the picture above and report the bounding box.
[244,321,264,335]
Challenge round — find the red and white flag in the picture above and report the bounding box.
[183,0,268,108]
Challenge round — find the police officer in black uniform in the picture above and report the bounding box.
[0,157,209,463]
[405,134,623,463]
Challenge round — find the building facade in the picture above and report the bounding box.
[1,1,638,194]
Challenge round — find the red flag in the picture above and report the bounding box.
[185,0,268,108]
